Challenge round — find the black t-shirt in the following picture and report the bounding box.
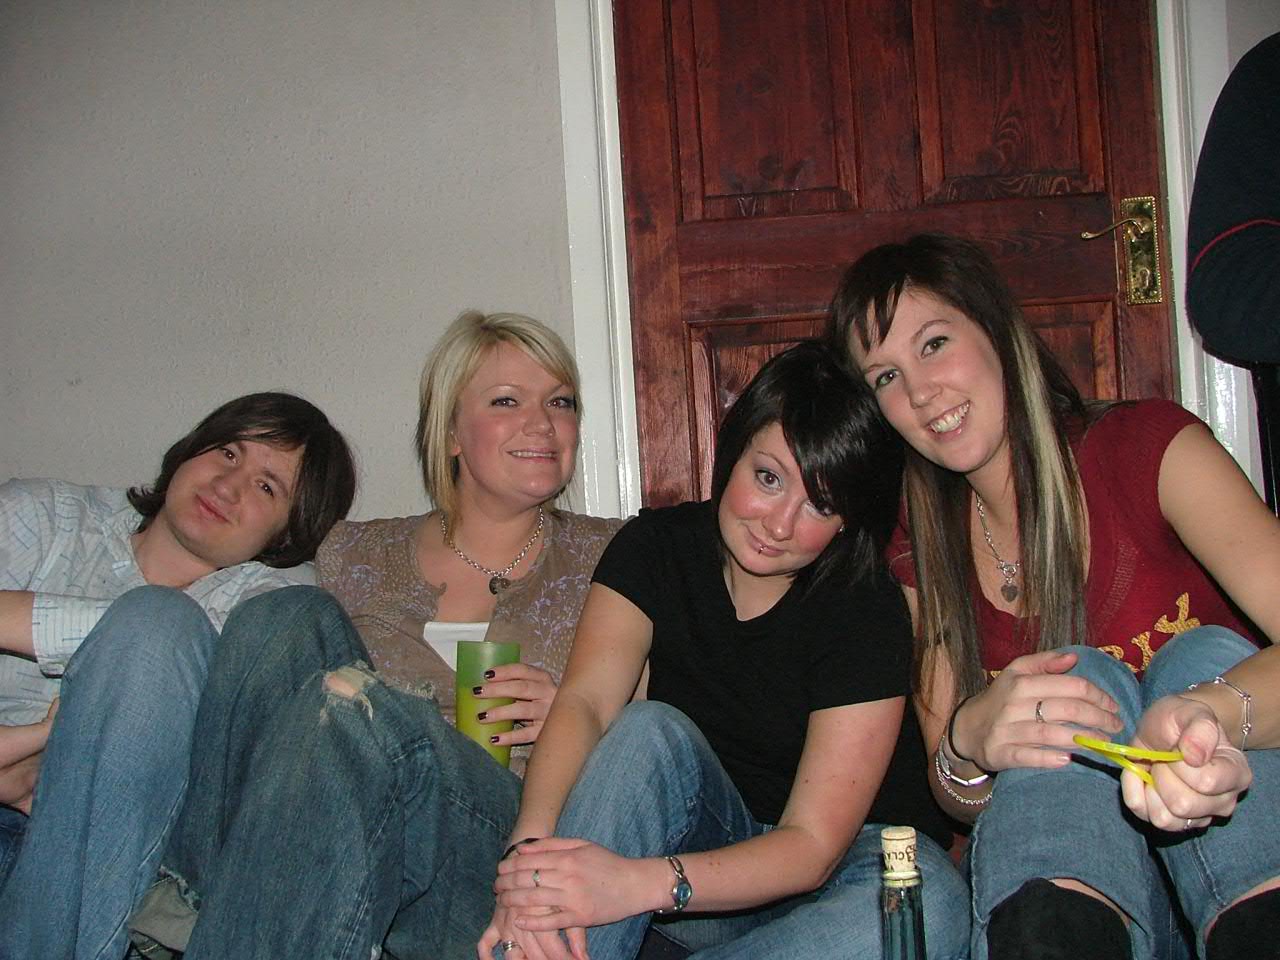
[592,501,949,846]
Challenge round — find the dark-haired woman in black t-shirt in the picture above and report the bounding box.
[479,342,968,960]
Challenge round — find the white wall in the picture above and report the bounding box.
[1228,1,1280,60]
[8,1,1277,522]
[0,0,574,519]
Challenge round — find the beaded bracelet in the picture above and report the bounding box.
[1187,675,1253,750]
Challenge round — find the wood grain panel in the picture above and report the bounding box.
[615,0,690,505]
[677,194,1115,320]
[1024,300,1118,399]
[846,0,922,212]
[672,0,857,220]
[687,315,828,498]
[915,0,1104,201]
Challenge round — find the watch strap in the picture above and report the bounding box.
[654,855,691,914]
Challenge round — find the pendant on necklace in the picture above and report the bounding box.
[1001,582,1019,603]
[488,576,511,595]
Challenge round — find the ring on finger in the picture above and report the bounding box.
[500,940,520,952]
[1034,699,1046,724]
[1185,818,1195,831]
[532,868,541,888]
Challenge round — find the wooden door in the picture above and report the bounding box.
[615,0,1173,505]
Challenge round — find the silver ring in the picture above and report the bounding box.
[500,940,520,952]
[1185,818,1195,831]
[531,868,541,888]
[1035,699,1046,724]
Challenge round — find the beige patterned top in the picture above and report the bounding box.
[316,509,622,768]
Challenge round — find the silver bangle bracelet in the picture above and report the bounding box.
[1187,675,1253,750]
[934,749,992,807]
[937,732,992,787]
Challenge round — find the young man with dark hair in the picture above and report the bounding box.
[0,391,357,959]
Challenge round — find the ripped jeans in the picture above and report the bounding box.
[132,586,519,960]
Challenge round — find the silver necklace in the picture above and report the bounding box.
[441,507,544,595]
[974,495,1021,602]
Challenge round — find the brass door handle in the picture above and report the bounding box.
[1081,196,1163,304]
[1080,216,1151,239]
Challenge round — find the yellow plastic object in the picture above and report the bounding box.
[1073,734,1183,786]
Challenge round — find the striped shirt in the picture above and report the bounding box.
[0,478,312,725]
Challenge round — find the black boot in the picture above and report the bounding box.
[987,878,1132,959]
[1207,887,1280,960]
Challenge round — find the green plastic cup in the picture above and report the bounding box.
[455,640,521,766]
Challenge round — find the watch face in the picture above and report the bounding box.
[674,878,692,910]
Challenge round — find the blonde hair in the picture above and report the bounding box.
[414,310,582,518]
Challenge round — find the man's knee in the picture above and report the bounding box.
[226,584,339,628]
[68,586,214,681]
[105,585,207,629]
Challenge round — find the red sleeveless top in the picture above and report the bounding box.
[888,400,1262,679]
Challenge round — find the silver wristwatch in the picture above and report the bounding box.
[654,855,692,914]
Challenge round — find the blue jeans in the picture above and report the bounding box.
[969,628,1280,960]
[149,587,521,960]
[555,701,971,960]
[0,585,219,960]
[0,805,26,880]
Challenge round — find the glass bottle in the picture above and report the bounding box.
[881,825,927,960]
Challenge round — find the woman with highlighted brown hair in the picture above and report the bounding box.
[833,233,1280,960]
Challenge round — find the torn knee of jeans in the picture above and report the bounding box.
[129,868,201,955]
[323,664,376,718]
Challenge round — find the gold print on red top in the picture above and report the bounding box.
[1154,593,1200,637]
[1096,593,1201,673]
[987,594,1201,681]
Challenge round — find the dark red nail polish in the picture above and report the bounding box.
[477,711,488,721]
[489,735,500,744]
[484,669,496,680]
[472,686,483,695]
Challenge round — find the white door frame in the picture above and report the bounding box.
[555,0,1265,521]
[1156,0,1264,485]
[554,0,642,519]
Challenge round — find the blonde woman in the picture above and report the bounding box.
[129,312,621,960]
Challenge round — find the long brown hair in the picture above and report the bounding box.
[830,234,1102,705]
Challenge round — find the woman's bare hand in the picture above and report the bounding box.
[1120,693,1252,831]
[473,664,559,746]
[952,651,1124,771]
